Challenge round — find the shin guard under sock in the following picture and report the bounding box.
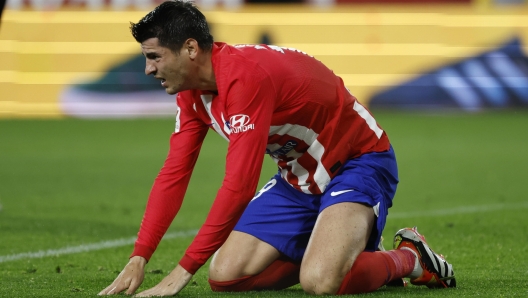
[336,250,415,295]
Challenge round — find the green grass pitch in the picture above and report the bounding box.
[1,111,527,297]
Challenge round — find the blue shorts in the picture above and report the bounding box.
[233,146,399,263]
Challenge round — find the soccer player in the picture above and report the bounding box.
[98,1,456,296]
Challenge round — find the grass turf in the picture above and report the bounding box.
[0,111,527,297]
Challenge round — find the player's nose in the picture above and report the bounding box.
[145,61,156,76]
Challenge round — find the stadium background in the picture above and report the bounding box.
[1,0,528,117]
[1,1,528,297]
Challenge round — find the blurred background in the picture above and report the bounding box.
[1,0,528,118]
[1,3,528,297]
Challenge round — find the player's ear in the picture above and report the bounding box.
[184,38,199,60]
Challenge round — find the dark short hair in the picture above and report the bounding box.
[130,0,214,52]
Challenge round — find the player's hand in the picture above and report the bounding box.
[134,264,193,297]
[98,256,146,295]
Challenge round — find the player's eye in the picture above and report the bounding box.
[146,53,160,60]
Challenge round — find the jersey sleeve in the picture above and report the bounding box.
[131,93,208,261]
[179,68,276,274]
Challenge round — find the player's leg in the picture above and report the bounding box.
[299,201,376,294]
[208,174,318,291]
[209,231,280,282]
[300,146,417,295]
[299,199,416,295]
[208,230,301,291]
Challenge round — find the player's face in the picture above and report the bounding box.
[141,38,191,95]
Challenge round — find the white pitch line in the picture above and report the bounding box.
[1,202,527,264]
[0,229,198,264]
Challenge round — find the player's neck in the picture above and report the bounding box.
[195,51,217,92]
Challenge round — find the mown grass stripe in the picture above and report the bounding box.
[1,202,526,263]
[0,229,198,263]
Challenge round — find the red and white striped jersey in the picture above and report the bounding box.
[132,42,390,274]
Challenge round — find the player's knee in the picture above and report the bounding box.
[299,267,343,295]
[208,259,252,293]
[208,255,243,282]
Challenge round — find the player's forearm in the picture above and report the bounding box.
[131,130,206,261]
[179,185,255,274]
[177,132,269,273]
[132,181,185,260]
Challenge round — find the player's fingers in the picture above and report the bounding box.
[98,283,118,296]
[99,270,127,295]
[109,278,132,295]
[98,288,107,295]
[125,278,142,295]
[99,279,129,296]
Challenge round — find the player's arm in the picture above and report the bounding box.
[180,71,276,274]
[132,125,208,261]
[99,93,208,296]
[133,69,276,297]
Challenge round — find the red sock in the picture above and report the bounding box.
[336,250,415,295]
[209,257,300,292]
